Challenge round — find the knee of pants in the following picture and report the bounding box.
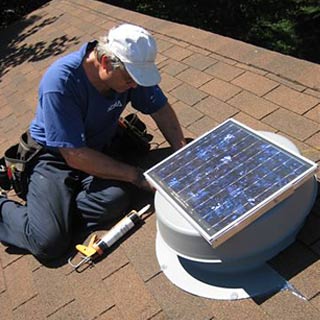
[76,184,132,224]
[29,232,71,261]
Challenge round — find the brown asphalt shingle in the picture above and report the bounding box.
[0,0,319,319]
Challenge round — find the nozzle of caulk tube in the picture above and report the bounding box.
[136,204,151,217]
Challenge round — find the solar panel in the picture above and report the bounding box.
[145,119,317,247]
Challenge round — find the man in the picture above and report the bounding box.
[0,24,185,261]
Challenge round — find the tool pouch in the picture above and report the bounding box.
[2,132,43,200]
[116,113,153,155]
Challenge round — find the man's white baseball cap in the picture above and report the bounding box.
[107,24,161,87]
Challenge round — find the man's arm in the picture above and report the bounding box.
[59,147,149,189]
[151,102,186,151]
[59,102,184,189]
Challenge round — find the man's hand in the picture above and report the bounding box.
[132,168,155,192]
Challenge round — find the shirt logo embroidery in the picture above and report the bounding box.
[107,100,123,112]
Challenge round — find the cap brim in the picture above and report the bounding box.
[124,62,161,87]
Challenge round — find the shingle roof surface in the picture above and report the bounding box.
[0,1,319,319]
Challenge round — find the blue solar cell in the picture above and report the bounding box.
[145,119,317,245]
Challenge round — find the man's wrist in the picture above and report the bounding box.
[132,167,146,187]
[171,138,187,152]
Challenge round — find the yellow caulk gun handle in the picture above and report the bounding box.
[75,234,99,258]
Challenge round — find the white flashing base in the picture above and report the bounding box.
[156,232,285,300]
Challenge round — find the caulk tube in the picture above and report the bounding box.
[93,205,150,254]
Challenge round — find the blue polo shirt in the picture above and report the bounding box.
[30,42,167,151]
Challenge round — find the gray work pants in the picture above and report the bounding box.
[0,151,133,261]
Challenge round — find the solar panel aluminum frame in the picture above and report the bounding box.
[145,119,318,248]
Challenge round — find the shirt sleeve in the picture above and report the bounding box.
[130,85,168,114]
[41,91,86,148]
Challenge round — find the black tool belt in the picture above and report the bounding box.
[107,113,153,160]
[117,113,153,154]
[0,131,43,200]
[0,114,152,200]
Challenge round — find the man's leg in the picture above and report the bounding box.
[76,176,133,229]
[0,153,78,261]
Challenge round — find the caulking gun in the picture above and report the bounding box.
[68,204,151,271]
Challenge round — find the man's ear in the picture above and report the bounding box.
[101,55,113,72]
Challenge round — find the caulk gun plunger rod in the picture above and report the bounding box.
[94,204,151,253]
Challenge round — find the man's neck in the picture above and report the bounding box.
[82,50,112,96]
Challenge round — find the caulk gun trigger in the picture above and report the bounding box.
[76,244,96,257]
[75,234,98,257]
